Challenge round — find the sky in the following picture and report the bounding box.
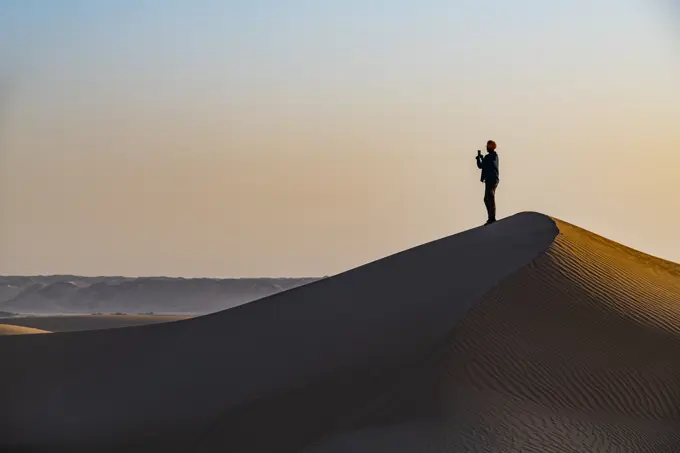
[0,0,678,277]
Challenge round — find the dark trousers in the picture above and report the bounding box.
[484,181,498,221]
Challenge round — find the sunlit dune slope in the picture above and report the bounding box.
[0,325,50,335]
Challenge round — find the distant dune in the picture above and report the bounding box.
[1,212,679,452]
[0,315,190,333]
[0,324,50,335]
[0,276,318,315]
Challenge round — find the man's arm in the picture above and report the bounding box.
[476,153,484,169]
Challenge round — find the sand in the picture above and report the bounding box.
[0,315,191,333]
[1,212,679,452]
[0,325,50,335]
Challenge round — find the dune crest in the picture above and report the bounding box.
[2,212,680,453]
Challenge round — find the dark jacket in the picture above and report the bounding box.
[477,151,499,184]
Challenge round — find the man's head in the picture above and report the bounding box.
[486,140,497,152]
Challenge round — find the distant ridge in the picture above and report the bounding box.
[0,276,319,314]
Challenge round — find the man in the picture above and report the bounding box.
[476,140,500,225]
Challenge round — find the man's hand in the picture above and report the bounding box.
[476,150,482,159]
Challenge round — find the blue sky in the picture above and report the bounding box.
[3,1,673,98]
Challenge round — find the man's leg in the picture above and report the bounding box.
[484,182,498,223]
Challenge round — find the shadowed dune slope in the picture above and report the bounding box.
[0,315,190,333]
[3,212,680,452]
[0,212,556,452]
[0,325,50,335]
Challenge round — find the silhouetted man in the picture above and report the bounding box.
[476,140,499,225]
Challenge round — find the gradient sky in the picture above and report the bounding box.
[0,0,678,277]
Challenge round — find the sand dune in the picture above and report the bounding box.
[1,212,679,452]
[0,315,191,333]
[0,325,50,335]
